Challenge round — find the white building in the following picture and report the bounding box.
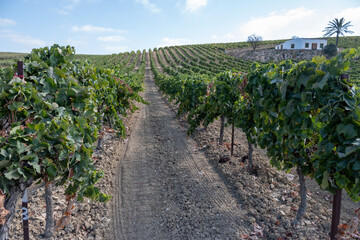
[275,38,327,50]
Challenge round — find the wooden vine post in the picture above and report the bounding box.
[17,61,30,240]
[330,189,342,240]
[330,73,348,240]
[17,61,23,79]
[21,189,29,240]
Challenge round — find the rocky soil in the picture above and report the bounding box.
[180,117,360,239]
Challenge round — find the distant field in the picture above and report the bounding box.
[0,52,27,67]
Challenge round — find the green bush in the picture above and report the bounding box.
[323,43,338,57]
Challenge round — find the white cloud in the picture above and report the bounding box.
[72,25,126,34]
[97,35,126,42]
[13,36,46,46]
[239,7,316,40]
[58,0,81,15]
[0,18,16,26]
[136,0,161,13]
[211,7,328,44]
[158,37,192,47]
[185,0,208,12]
[332,7,360,35]
[228,6,360,42]
[0,30,46,47]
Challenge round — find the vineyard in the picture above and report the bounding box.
[0,39,360,240]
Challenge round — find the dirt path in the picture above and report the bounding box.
[112,56,247,239]
[135,52,142,68]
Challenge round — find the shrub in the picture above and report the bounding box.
[323,43,338,57]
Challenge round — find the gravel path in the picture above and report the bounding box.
[112,57,246,239]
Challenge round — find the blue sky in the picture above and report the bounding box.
[1,0,360,54]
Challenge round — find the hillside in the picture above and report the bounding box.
[1,36,360,84]
[0,52,28,67]
[74,36,360,85]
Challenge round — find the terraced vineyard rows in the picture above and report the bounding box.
[74,41,360,86]
[1,39,360,240]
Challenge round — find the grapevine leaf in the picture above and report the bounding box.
[337,124,357,140]
[16,141,27,154]
[46,165,57,178]
[353,161,360,170]
[317,74,328,89]
[4,168,21,180]
[0,92,8,100]
[335,174,350,189]
[0,160,11,170]
[343,95,356,109]
[28,157,41,173]
[321,171,329,189]
[285,100,294,116]
[0,149,8,158]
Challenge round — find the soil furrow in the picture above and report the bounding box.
[113,56,247,239]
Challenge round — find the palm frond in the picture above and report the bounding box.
[322,17,353,41]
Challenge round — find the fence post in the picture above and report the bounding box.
[330,189,342,240]
[17,61,23,79]
[22,189,29,240]
[329,73,348,240]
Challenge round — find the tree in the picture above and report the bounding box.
[247,34,263,51]
[323,17,354,47]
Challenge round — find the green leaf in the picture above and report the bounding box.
[335,174,350,189]
[353,161,360,170]
[337,124,357,140]
[0,149,8,158]
[17,141,27,154]
[4,168,21,180]
[299,74,310,87]
[10,126,22,136]
[345,145,358,156]
[343,95,356,109]
[337,151,346,158]
[312,55,327,64]
[0,92,8,100]
[269,110,278,118]
[28,157,41,173]
[353,138,360,146]
[285,100,294,116]
[8,102,24,111]
[28,122,45,132]
[321,171,329,189]
[318,74,328,89]
[0,160,11,170]
[46,164,57,178]
[59,150,68,161]
[280,82,287,100]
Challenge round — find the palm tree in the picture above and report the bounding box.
[323,18,354,47]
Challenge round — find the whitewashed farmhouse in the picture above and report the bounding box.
[275,38,327,50]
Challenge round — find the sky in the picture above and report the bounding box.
[0,0,360,54]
